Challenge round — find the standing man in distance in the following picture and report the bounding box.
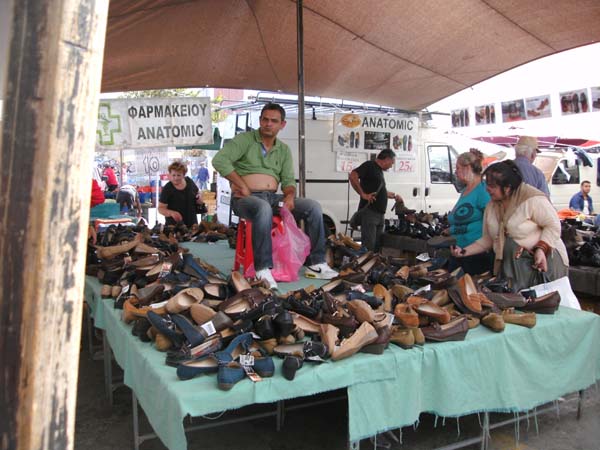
[213,103,338,289]
[513,136,550,197]
[349,149,403,251]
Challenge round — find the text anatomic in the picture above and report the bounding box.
[361,117,414,130]
[128,103,208,119]
[137,124,204,140]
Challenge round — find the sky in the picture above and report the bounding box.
[427,42,600,140]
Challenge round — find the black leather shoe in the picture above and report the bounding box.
[282,355,303,381]
[254,315,275,340]
[273,310,294,338]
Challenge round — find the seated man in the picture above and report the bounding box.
[213,103,337,289]
[569,180,594,215]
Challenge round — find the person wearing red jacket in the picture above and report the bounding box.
[91,179,105,207]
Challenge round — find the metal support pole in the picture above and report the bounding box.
[296,0,306,198]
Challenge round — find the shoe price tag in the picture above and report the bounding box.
[416,252,431,262]
[341,256,351,266]
[121,285,130,295]
[150,300,169,309]
[239,354,255,367]
[351,284,366,293]
[200,321,217,336]
[413,285,431,295]
[159,262,173,279]
[242,365,262,382]
[305,355,326,363]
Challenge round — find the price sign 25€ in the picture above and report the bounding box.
[395,160,414,173]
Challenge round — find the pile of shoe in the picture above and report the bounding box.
[160,220,232,244]
[97,247,561,390]
[325,233,367,268]
[385,200,448,240]
[561,220,600,267]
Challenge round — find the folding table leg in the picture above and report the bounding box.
[577,390,584,420]
[480,412,490,450]
[103,331,113,406]
[132,391,140,450]
[276,400,285,431]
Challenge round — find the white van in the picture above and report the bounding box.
[535,149,600,210]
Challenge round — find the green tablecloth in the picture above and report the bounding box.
[83,240,600,448]
[347,306,600,441]
[85,277,395,450]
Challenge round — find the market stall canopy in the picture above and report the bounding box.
[102,0,600,111]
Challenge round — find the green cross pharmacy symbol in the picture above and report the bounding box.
[97,102,122,145]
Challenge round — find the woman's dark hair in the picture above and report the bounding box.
[483,160,523,194]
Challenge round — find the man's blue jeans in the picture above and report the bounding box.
[232,192,326,271]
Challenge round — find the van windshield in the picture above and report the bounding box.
[428,145,457,183]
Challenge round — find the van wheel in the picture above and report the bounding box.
[323,215,336,238]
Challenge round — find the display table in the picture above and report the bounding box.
[84,242,600,450]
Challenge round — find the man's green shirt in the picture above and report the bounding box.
[212,129,296,189]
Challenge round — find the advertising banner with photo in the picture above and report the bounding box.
[333,113,418,173]
[451,108,470,127]
[560,89,589,115]
[501,99,526,122]
[474,104,496,125]
[96,97,213,149]
[591,87,600,111]
[525,95,551,120]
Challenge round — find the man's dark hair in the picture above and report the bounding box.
[260,103,286,122]
[581,180,591,186]
[377,149,396,160]
[483,160,523,193]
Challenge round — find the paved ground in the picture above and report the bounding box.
[75,331,600,450]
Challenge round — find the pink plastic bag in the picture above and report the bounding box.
[271,206,311,282]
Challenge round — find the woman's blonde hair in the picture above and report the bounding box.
[457,148,484,175]
[168,160,188,175]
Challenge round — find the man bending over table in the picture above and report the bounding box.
[213,103,338,290]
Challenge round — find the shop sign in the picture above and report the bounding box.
[96,97,212,149]
[333,113,418,173]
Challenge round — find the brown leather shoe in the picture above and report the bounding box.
[412,327,425,345]
[122,298,166,324]
[421,316,469,342]
[483,290,527,309]
[518,291,560,314]
[389,326,415,349]
[414,301,451,324]
[291,312,322,334]
[166,288,204,314]
[393,303,419,328]
[502,309,536,328]
[372,284,392,312]
[457,274,483,313]
[360,326,392,354]
[331,322,378,361]
[319,324,339,357]
[431,289,451,306]
[347,299,375,324]
[231,271,253,293]
[190,302,217,324]
[481,313,505,332]
[390,284,414,301]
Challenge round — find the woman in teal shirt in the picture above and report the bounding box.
[447,149,494,274]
